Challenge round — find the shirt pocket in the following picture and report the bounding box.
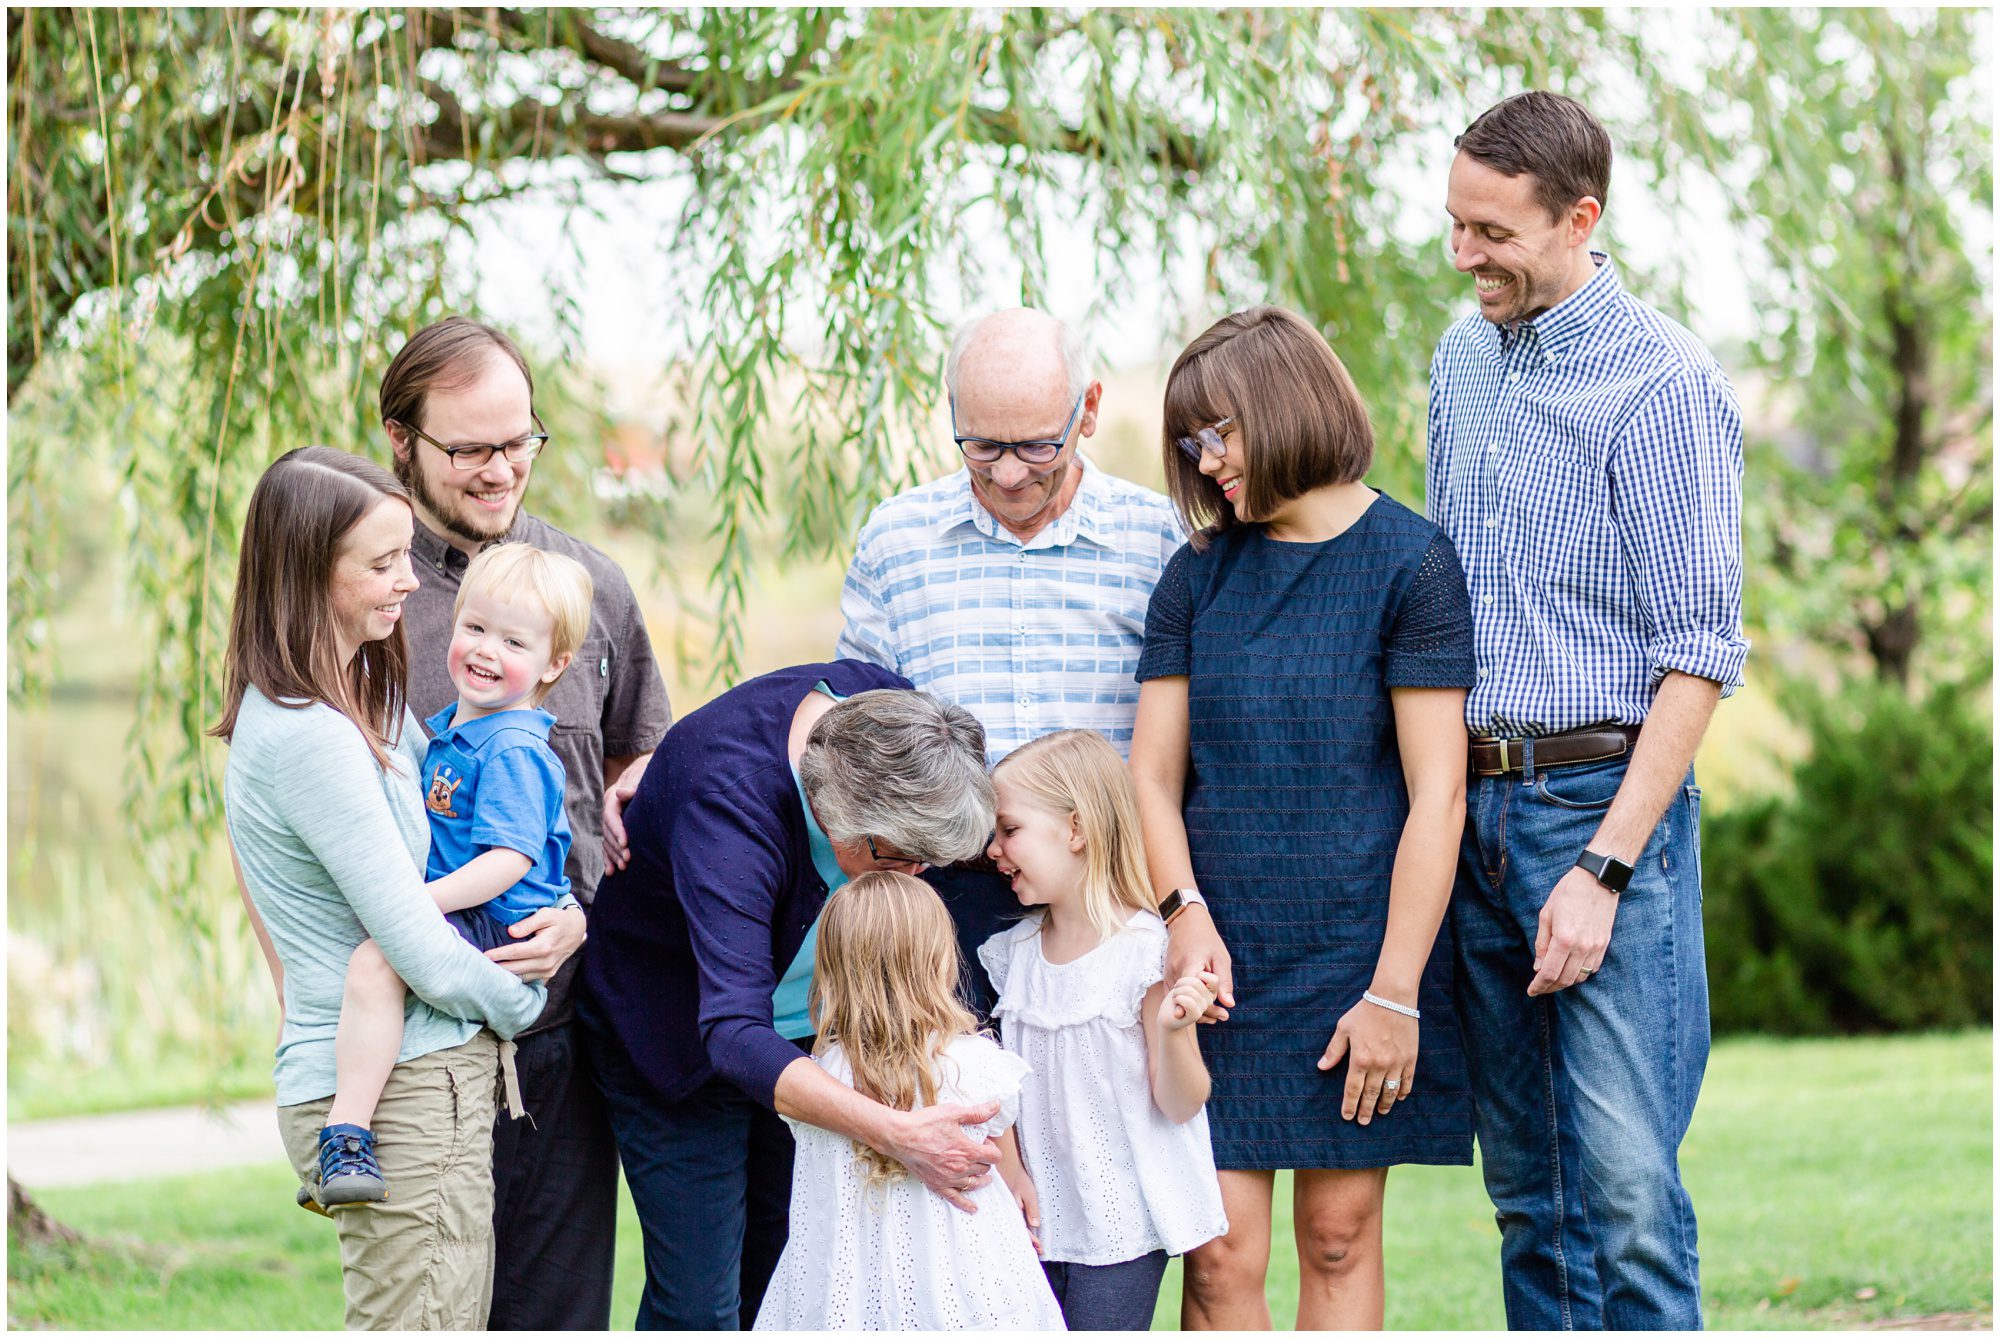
[1500,449,1617,595]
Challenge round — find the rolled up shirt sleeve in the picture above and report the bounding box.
[1611,366,1751,695]
[669,785,807,1107]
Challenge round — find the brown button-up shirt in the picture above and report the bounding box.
[403,512,673,1030]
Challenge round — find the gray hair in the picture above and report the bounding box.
[798,690,994,865]
[943,310,1094,405]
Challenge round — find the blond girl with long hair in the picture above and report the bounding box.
[977,729,1229,1330]
[753,871,1064,1331]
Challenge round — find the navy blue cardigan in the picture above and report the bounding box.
[578,660,911,1107]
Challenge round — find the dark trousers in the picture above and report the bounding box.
[486,1022,620,1330]
[925,861,1025,1020]
[1042,1250,1170,1330]
[589,1028,801,1330]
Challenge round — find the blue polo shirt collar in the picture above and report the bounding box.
[423,703,558,746]
[791,764,849,894]
[937,454,1115,551]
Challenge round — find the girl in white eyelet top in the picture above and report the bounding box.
[754,871,1064,1333]
[978,730,1229,1331]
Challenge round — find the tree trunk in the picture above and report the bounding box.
[1873,137,1930,688]
[8,1175,79,1246]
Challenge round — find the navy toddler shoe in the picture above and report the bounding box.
[315,1122,388,1205]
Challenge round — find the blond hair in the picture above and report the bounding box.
[994,729,1157,944]
[809,871,978,1185]
[453,543,594,705]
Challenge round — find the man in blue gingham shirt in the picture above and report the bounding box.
[838,307,1183,1002]
[1428,93,1747,1331]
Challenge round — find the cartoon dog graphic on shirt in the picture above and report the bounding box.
[427,765,463,819]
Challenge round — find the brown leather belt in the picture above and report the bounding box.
[1470,725,1642,777]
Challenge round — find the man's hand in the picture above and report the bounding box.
[1165,904,1233,1023]
[1529,866,1619,996]
[880,1101,1002,1213]
[601,756,649,876]
[485,904,586,982]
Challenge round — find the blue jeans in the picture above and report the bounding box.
[587,1029,803,1330]
[1453,752,1708,1330]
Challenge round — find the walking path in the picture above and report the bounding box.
[9,1100,285,1190]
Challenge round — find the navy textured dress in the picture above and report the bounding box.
[1136,494,1477,1170]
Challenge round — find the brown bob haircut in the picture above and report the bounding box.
[1455,91,1612,223]
[210,446,412,769]
[1161,305,1374,548]
[379,316,536,455]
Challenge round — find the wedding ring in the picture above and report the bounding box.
[1383,1079,1401,1091]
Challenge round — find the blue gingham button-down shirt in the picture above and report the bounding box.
[1426,253,1749,737]
[837,455,1185,764]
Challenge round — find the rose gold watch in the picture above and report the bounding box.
[1158,886,1206,924]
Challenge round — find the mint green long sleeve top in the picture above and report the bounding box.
[225,686,545,1106]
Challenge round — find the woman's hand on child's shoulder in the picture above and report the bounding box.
[1160,971,1221,1032]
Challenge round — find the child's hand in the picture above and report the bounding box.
[1001,1164,1044,1256]
[1160,971,1220,1032]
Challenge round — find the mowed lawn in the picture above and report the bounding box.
[10,1031,1989,1330]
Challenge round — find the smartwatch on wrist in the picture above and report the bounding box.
[1574,848,1635,894]
[1158,886,1206,924]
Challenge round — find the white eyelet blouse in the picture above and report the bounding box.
[979,911,1229,1265]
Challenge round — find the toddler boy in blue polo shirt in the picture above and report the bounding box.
[312,542,595,1208]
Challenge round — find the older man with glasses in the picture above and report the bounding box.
[835,306,1185,1012]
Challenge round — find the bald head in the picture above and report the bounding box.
[941,308,1101,541]
[945,308,1091,429]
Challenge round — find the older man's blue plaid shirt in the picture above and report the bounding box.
[1426,253,1749,737]
[837,455,1184,765]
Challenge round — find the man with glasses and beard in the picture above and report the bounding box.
[832,307,1184,1006]
[380,316,673,1330]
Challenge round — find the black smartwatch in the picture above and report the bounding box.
[1574,849,1634,894]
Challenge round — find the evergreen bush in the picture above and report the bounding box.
[1702,679,1993,1034]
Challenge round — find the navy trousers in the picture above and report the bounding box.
[589,1029,805,1330]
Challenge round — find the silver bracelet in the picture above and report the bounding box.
[1362,990,1421,1021]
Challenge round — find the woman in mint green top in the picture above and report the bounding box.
[216,447,547,1329]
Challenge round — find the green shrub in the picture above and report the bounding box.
[1703,679,1993,1034]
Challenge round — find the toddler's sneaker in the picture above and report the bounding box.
[315,1122,388,1205]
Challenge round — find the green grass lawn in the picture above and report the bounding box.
[11,1032,1990,1330]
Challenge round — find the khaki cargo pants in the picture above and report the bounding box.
[278,1031,501,1331]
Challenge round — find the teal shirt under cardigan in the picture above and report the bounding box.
[224,686,547,1106]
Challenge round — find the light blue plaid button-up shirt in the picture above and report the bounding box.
[836,455,1185,765]
[1426,253,1749,737]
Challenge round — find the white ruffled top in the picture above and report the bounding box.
[754,1034,1065,1332]
[978,912,1229,1265]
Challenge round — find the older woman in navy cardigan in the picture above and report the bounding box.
[578,661,1001,1330]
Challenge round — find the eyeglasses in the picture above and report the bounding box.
[865,834,930,874]
[1174,416,1236,464]
[951,392,1085,466]
[393,415,550,472]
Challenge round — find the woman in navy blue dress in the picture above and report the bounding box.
[1129,307,1476,1330]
